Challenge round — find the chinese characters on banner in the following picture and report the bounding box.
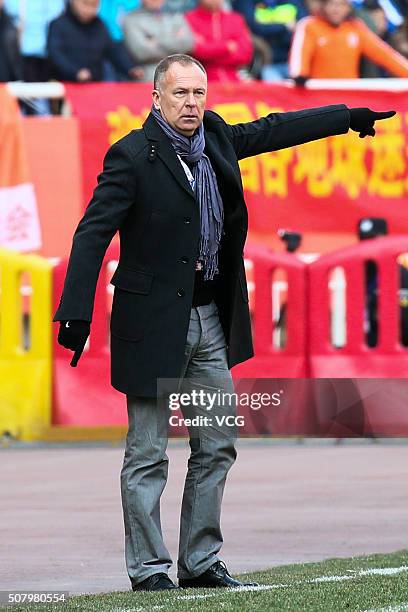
[0,86,41,252]
[64,82,408,235]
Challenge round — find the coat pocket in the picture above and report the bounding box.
[109,268,154,341]
[110,267,153,294]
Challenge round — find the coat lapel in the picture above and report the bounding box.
[142,111,247,231]
[143,113,196,201]
[204,129,248,232]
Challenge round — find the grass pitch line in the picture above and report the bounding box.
[364,605,408,612]
[358,566,408,576]
[311,565,408,584]
[110,585,290,612]
[110,565,408,612]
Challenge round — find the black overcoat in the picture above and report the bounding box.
[53,104,350,396]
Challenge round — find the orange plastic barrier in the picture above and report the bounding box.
[308,236,408,435]
[234,243,308,377]
[232,243,316,435]
[51,237,408,436]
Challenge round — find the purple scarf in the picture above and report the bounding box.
[151,104,224,281]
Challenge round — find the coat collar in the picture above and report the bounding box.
[143,112,195,200]
[142,111,244,208]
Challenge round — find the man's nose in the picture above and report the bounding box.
[185,93,197,107]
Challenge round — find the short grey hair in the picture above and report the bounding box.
[153,54,207,91]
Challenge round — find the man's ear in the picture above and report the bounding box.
[152,90,161,109]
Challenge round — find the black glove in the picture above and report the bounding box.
[349,107,396,138]
[58,320,90,367]
[293,75,308,87]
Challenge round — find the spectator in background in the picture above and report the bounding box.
[353,0,408,67]
[376,0,408,57]
[4,0,65,113]
[233,0,308,80]
[185,0,253,82]
[98,0,140,80]
[123,0,194,82]
[353,0,406,41]
[353,0,390,36]
[4,0,65,82]
[387,0,408,53]
[399,16,408,55]
[98,0,140,41]
[350,0,394,75]
[0,0,22,81]
[47,0,143,82]
[289,0,408,79]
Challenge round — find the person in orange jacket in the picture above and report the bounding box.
[185,0,254,82]
[289,0,408,80]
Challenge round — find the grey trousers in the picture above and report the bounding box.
[120,300,237,584]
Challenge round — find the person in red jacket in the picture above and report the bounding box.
[185,0,254,82]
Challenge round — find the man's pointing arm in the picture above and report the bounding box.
[223,105,396,161]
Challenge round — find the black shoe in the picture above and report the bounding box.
[179,560,259,588]
[132,572,179,591]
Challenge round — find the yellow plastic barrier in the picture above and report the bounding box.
[0,247,52,441]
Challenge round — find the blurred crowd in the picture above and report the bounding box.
[1,0,408,91]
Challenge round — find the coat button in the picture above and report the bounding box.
[180,256,189,264]
[177,288,185,297]
[184,217,191,224]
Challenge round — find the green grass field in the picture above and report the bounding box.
[4,549,408,612]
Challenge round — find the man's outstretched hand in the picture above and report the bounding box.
[349,107,396,138]
[58,320,90,367]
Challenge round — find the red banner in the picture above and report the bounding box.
[65,82,408,237]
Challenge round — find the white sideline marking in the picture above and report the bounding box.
[364,605,408,612]
[110,565,408,612]
[310,565,408,584]
[359,566,408,576]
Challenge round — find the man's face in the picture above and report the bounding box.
[321,0,351,25]
[152,62,207,137]
[71,0,99,23]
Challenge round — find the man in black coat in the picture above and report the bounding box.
[47,0,141,82]
[54,53,395,591]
